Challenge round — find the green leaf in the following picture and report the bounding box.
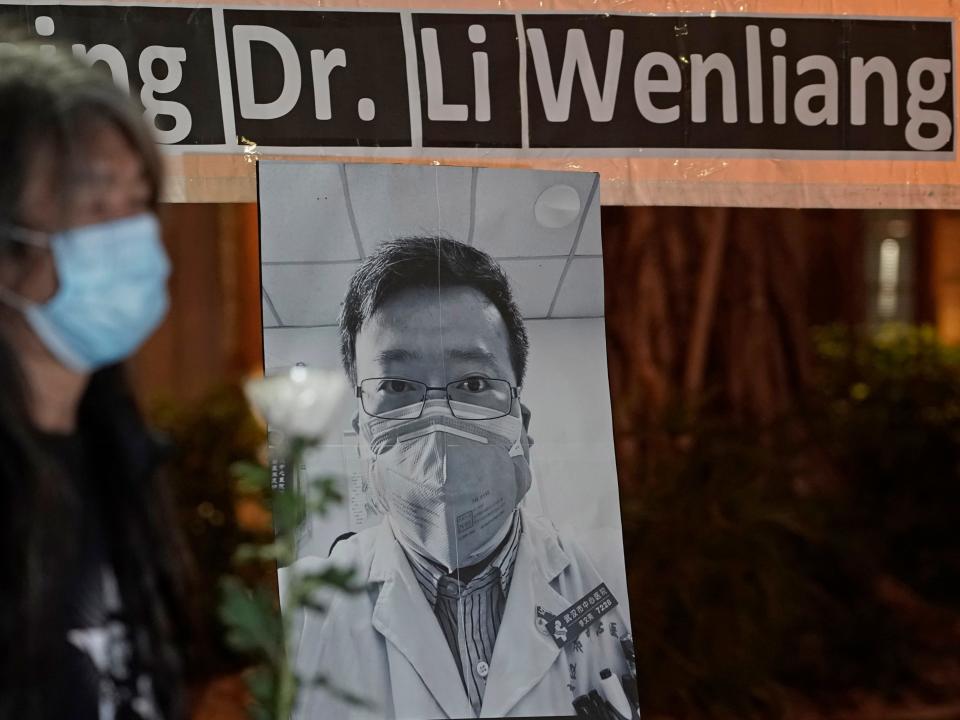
[232,543,266,563]
[300,566,362,593]
[272,489,306,535]
[234,540,294,565]
[299,598,329,615]
[218,577,283,661]
[248,705,272,720]
[232,460,271,491]
[311,476,344,503]
[245,665,276,708]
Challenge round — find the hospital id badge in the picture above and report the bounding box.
[536,583,619,648]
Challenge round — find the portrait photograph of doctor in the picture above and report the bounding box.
[260,162,638,719]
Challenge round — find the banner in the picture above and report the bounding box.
[1,4,952,155]
[262,160,638,718]
[3,1,959,207]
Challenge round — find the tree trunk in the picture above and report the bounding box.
[602,206,831,486]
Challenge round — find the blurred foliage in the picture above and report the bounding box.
[623,419,824,719]
[622,324,960,719]
[150,384,271,673]
[222,437,360,720]
[152,381,360,718]
[808,324,960,608]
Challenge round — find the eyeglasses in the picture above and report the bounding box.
[357,377,519,420]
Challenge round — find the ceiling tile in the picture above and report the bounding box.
[473,168,596,258]
[262,263,357,327]
[497,258,567,318]
[551,258,605,318]
[345,164,473,254]
[259,162,359,263]
[263,327,345,373]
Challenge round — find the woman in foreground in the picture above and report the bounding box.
[0,38,193,719]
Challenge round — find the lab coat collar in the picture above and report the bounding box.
[400,511,524,608]
[369,517,474,719]
[368,511,575,719]
[479,512,573,717]
[527,511,574,584]
[368,510,570,585]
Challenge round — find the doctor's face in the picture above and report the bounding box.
[354,284,521,420]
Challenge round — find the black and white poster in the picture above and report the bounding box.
[259,161,639,718]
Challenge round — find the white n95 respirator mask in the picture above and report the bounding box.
[359,399,532,571]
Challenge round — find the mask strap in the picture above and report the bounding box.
[508,433,525,458]
[0,223,50,249]
[0,225,49,311]
[0,282,29,311]
[398,424,489,445]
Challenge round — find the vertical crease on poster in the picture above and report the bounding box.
[547,173,599,318]
[339,164,366,259]
[434,165,443,236]
[467,167,479,246]
[400,11,423,149]
[211,7,237,147]
[430,168,454,575]
[515,13,530,150]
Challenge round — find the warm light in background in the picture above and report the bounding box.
[930,212,960,345]
[877,237,900,319]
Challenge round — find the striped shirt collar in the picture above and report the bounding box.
[402,512,523,608]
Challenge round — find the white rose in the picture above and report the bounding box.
[245,366,349,441]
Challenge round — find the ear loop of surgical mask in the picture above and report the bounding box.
[0,226,91,369]
[0,225,51,311]
[0,223,50,249]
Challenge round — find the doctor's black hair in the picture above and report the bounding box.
[339,236,530,386]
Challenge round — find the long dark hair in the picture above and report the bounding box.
[0,38,193,717]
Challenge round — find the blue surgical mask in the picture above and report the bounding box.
[0,212,170,371]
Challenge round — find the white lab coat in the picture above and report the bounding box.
[287,510,634,719]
